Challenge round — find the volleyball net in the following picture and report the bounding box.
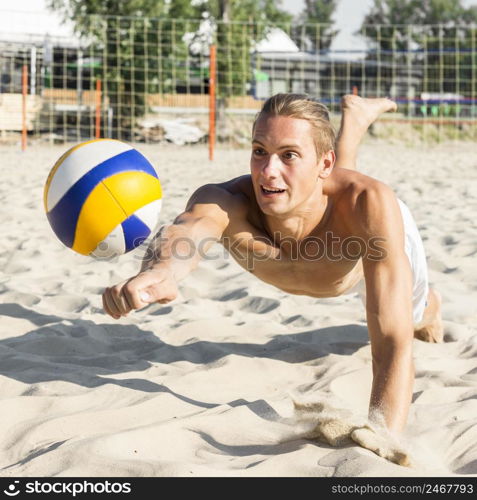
[1,15,476,148]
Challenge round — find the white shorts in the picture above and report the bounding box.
[349,198,429,324]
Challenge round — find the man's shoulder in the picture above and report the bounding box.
[187,175,253,213]
[332,168,390,198]
[333,170,399,235]
[355,177,397,211]
[354,175,396,209]
[356,183,401,239]
[215,174,253,197]
[332,168,394,203]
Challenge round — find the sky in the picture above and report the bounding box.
[282,0,374,28]
[283,0,477,19]
[1,0,477,46]
[281,0,477,51]
[1,0,375,35]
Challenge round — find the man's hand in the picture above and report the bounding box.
[102,266,178,319]
[101,183,232,319]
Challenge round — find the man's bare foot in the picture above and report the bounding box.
[413,288,444,343]
[334,94,398,171]
[341,94,397,130]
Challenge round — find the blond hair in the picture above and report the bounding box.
[253,93,336,156]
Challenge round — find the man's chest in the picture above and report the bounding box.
[220,223,363,297]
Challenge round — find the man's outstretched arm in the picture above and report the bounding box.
[102,183,232,319]
[358,184,415,432]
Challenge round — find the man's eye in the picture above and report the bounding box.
[253,148,265,155]
[283,152,298,160]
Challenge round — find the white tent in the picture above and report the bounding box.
[254,28,300,53]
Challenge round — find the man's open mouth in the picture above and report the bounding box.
[261,185,286,195]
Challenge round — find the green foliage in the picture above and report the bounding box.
[47,0,167,24]
[206,0,291,23]
[297,0,339,51]
[362,0,477,26]
[47,0,292,132]
[210,1,293,97]
[361,0,477,95]
[47,1,179,138]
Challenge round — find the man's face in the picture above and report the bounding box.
[250,114,326,217]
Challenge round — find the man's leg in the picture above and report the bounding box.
[414,288,444,343]
[335,95,397,171]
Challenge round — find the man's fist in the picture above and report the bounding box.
[102,266,178,319]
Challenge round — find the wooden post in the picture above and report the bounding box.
[209,45,216,161]
[95,78,102,139]
[352,85,358,96]
[21,65,28,151]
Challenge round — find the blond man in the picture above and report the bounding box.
[103,94,443,433]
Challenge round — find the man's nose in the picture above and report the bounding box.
[262,154,281,176]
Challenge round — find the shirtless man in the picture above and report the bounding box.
[102,93,443,433]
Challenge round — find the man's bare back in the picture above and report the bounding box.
[102,94,443,433]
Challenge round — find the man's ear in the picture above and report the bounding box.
[318,150,336,179]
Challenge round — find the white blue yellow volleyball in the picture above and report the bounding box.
[44,139,163,258]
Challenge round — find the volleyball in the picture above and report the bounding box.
[44,139,163,259]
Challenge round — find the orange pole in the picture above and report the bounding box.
[352,85,358,96]
[21,65,28,151]
[209,45,216,161]
[95,78,102,139]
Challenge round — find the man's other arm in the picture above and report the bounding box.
[357,184,415,432]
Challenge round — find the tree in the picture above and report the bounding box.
[48,0,292,139]
[296,0,339,51]
[207,1,292,97]
[50,0,292,99]
[47,1,191,139]
[362,0,477,27]
[360,0,477,100]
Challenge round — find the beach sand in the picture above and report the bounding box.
[0,140,476,477]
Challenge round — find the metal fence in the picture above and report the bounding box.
[1,15,476,147]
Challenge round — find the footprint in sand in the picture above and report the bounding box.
[3,261,31,274]
[2,291,41,307]
[213,287,249,301]
[442,235,458,246]
[240,296,280,314]
[41,294,90,313]
[149,305,173,316]
[281,315,313,327]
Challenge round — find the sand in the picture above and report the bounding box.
[0,140,476,477]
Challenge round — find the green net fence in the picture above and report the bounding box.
[1,16,476,146]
